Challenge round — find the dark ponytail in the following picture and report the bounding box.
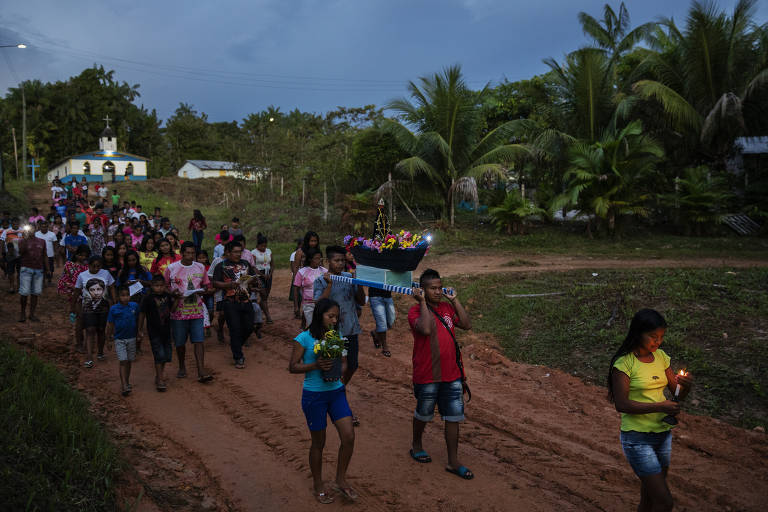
[606,308,668,402]
[256,232,267,245]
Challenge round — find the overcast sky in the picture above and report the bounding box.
[1,0,766,124]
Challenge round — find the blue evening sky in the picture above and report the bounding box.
[1,0,766,123]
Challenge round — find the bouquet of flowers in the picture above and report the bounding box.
[313,329,347,382]
[313,329,348,359]
[344,230,431,272]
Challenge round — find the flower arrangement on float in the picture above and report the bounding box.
[343,230,431,272]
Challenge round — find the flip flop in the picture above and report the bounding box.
[314,491,334,504]
[156,384,167,392]
[409,449,432,463]
[381,350,391,357]
[121,388,131,397]
[332,484,359,501]
[198,374,214,383]
[177,369,187,378]
[445,465,474,480]
[352,416,360,427]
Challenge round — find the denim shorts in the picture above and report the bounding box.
[19,267,44,296]
[115,338,136,362]
[171,318,205,346]
[369,296,396,332]
[620,430,672,477]
[301,386,352,431]
[413,378,465,422]
[149,335,173,363]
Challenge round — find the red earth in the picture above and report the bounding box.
[4,247,768,511]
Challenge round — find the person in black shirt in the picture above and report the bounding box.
[138,275,177,391]
[212,241,256,369]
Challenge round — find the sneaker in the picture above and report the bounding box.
[84,360,94,368]
[235,358,245,369]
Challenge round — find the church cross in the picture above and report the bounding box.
[103,115,111,128]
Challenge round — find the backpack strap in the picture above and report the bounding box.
[427,304,471,402]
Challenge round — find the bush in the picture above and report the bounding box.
[0,340,118,511]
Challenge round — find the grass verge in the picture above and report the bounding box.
[453,267,768,429]
[0,339,119,511]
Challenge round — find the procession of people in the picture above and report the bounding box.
[0,178,693,509]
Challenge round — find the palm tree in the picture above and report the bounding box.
[633,0,768,162]
[578,2,655,79]
[665,165,733,235]
[489,192,546,235]
[383,65,529,226]
[554,120,664,236]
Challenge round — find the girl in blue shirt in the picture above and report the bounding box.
[289,298,357,504]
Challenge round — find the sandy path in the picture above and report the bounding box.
[6,250,768,512]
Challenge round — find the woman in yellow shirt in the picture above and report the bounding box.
[139,237,157,270]
[608,309,693,512]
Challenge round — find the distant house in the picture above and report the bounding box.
[176,160,263,181]
[735,136,768,155]
[47,121,148,183]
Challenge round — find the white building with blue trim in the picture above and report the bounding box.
[46,123,148,183]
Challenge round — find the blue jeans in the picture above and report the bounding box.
[171,318,205,347]
[192,230,204,251]
[620,430,672,477]
[413,378,465,422]
[369,296,396,332]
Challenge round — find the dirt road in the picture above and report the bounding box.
[5,248,768,512]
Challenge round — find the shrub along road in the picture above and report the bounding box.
[4,253,768,511]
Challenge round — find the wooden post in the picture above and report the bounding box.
[280,176,284,197]
[388,172,393,224]
[301,178,305,206]
[11,127,19,179]
[323,181,328,222]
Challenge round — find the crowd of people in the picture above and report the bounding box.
[0,178,694,509]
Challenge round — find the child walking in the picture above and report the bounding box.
[106,285,141,396]
[72,255,116,367]
[139,275,176,392]
[293,247,326,329]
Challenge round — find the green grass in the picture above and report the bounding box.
[430,211,768,260]
[453,267,768,428]
[1,179,33,216]
[0,339,119,511]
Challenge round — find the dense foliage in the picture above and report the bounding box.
[0,0,766,234]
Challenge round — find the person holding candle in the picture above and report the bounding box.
[607,308,694,512]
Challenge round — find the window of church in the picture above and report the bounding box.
[83,162,90,174]
[126,163,134,176]
[103,161,115,174]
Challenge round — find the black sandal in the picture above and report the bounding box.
[381,350,391,357]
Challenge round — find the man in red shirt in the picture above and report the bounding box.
[407,268,474,480]
[18,227,49,322]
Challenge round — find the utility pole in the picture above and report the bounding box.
[22,85,26,181]
[11,127,19,178]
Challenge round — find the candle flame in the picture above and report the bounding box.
[678,369,687,376]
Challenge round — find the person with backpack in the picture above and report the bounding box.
[408,268,474,480]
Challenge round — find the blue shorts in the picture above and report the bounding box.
[171,318,205,346]
[301,386,352,431]
[369,296,396,332]
[413,378,465,422]
[150,335,173,364]
[620,430,672,477]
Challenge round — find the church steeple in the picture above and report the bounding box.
[99,115,116,152]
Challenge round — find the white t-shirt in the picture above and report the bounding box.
[208,256,224,303]
[35,230,58,257]
[75,269,114,311]
[51,186,64,200]
[98,186,108,199]
[289,251,296,262]
[251,247,272,272]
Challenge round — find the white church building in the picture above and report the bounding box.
[176,160,262,181]
[47,120,148,183]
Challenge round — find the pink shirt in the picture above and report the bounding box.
[241,248,255,266]
[164,260,210,320]
[293,266,327,303]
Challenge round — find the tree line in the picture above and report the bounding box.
[0,0,766,235]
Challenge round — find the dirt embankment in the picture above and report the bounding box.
[5,247,768,512]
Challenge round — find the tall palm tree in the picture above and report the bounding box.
[383,65,529,226]
[578,2,655,78]
[633,0,768,161]
[554,120,664,236]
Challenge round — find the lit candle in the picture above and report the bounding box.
[674,369,686,398]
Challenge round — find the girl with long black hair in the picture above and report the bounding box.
[608,308,694,512]
[289,298,356,504]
